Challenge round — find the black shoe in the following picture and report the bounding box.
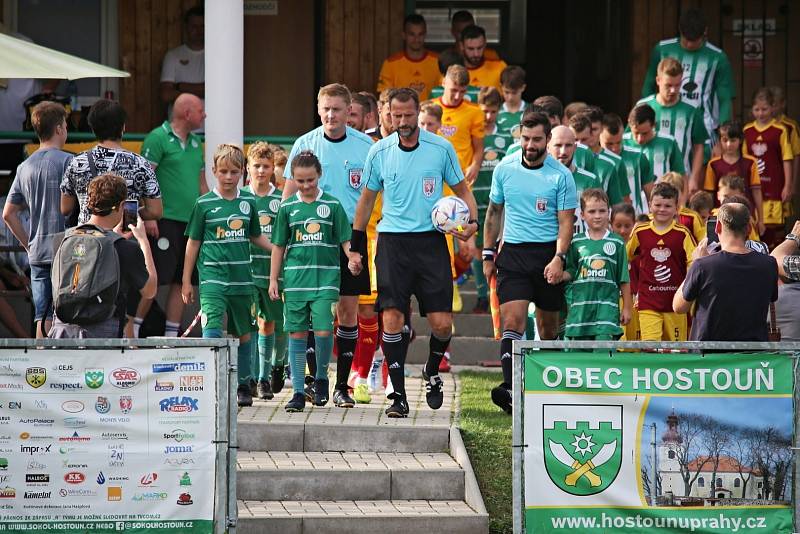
[248,377,258,398]
[284,392,305,412]
[491,383,512,415]
[333,388,355,408]
[313,378,329,406]
[304,375,316,402]
[385,396,409,418]
[422,371,444,410]
[237,384,253,407]
[271,366,285,394]
[257,380,274,400]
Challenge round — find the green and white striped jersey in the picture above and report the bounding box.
[476,130,513,226]
[185,188,261,295]
[244,184,282,289]
[571,167,603,235]
[623,132,684,182]
[271,190,351,302]
[564,231,629,337]
[641,38,735,142]
[636,94,708,173]
[496,101,527,136]
[619,145,654,214]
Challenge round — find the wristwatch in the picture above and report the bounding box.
[468,219,478,225]
[555,252,567,264]
[786,233,800,247]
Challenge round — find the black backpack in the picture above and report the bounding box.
[51,224,123,325]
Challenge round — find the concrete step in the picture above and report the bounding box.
[237,451,464,501]
[406,336,498,366]
[412,313,495,338]
[237,499,488,534]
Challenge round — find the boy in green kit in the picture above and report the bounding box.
[182,144,273,407]
[269,150,357,412]
[244,142,285,400]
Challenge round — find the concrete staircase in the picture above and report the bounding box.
[235,372,489,534]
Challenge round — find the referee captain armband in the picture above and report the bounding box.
[482,248,496,261]
[350,229,366,252]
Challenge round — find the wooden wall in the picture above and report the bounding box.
[630,0,800,122]
[118,0,198,133]
[324,0,406,95]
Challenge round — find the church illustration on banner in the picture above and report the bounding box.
[657,410,765,501]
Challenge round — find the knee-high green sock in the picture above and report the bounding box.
[314,334,333,380]
[258,333,274,381]
[289,337,307,394]
[238,337,253,385]
[272,331,288,367]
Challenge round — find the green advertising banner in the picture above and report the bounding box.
[523,351,794,534]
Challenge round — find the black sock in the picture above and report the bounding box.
[382,331,405,399]
[305,329,316,379]
[335,325,358,390]
[426,333,451,376]
[500,330,523,387]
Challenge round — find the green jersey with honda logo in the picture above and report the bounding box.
[564,231,629,337]
[496,101,527,136]
[476,130,513,227]
[271,190,351,302]
[244,184,283,289]
[185,189,261,295]
[636,94,708,173]
[641,38,735,142]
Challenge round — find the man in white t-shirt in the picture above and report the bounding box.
[160,6,204,119]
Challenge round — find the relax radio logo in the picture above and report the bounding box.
[542,404,622,497]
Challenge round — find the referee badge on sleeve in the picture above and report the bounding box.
[423,177,435,198]
[349,168,363,189]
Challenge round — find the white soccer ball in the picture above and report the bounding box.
[431,195,470,233]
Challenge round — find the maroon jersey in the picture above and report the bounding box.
[704,155,760,207]
[626,220,696,312]
[743,121,793,201]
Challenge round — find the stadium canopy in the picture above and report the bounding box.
[0,32,129,80]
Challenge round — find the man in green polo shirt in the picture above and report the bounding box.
[136,93,207,337]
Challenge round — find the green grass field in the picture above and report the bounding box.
[458,371,513,534]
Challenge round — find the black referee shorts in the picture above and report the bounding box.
[496,241,564,312]
[375,231,452,316]
[339,227,370,296]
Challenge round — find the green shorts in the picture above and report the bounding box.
[200,292,257,337]
[255,286,284,324]
[283,299,336,333]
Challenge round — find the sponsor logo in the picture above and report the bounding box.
[176,492,193,505]
[133,491,168,501]
[152,362,206,373]
[163,457,194,467]
[110,368,140,388]
[0,383,22,391]
[20,444,52,455]
[139,473,158,486]
[97,471,106,484]
[159,396,199,413]
[0,401,22,409]
[49,381,83,390]
[155,380,174,391]
[33,400,48,410]
[654,264,672,283]
[62,400,85,413]
[96,471,128,484]
[63,417,86,429]
[179,472,192,486]
[179,375,204,392]
[0,475,8,484]
[59,447,88,456]
[108,444,125,467]
[0,458,7,469]
[26,460,46,470]
[164,445,193,454]
[0,416,9,425]
[54,364,73,372]
[295,221,323,242]
[23,490,51,499]
[84,369,104,389]
[25,474,49,484]
[0,364,18,377]
[119,396,132,414]
[107,486,122,501]
[59,488,96,497]
[157,417,201,426]
[95,396,111,414]
[19,432,52,441]
[0,487,15,498]
[99,416,130,424]
[164,429,195,442]
[101,432,128,441]
[25,367,46,388]
[216,216,247,239]
[62,459,88,469]
[65,472,86,484]
[18,418,54,427]
[580,259,608,279]
[59,432,90,443]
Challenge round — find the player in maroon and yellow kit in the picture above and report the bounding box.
[627,182,696,341]
[657,172,705,243]
[743,88,794,247]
